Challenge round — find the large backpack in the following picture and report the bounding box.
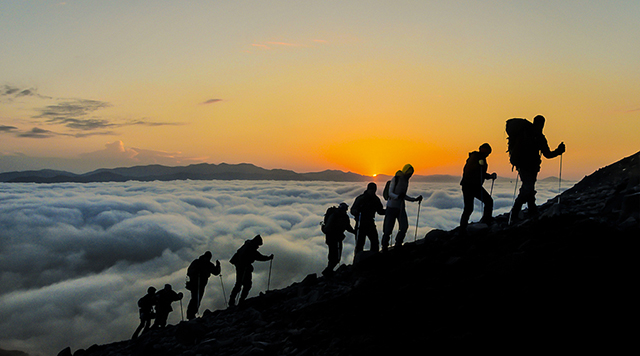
[382,176,397,200]
[229,243,250,266]
[506,118,537,169]
[320,206,339,234]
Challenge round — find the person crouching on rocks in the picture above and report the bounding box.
[228,235,274,306]
[321,202,355,277]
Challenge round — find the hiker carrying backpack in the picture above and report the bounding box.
[506,118,539,170]
[321,203,355,277]
[506,115,565,221]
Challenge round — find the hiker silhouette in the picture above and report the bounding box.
[459,143,497,231]
[152,284,183,328]
[228,235,274,306]
[185,251,221,320]
[381,164,423,250]
[507,115,565,221]
[351,183,386,253]
[321,202,355,277]
[132,286,156,339]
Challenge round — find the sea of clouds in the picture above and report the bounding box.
[0,178,568,356]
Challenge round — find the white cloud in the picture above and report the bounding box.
[0,178,568,356]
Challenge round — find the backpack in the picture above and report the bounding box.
[320,206,338,234]
[506,118,536,169]
[382,176,397,200]
[230,241,253,266]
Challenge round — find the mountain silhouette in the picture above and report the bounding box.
[0,163,461,183]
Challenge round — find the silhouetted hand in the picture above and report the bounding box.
[215,260,221,267]
[178,292,183,299]
[269,254,274,260]
[417,195,423,202]
[491,173,497,180]
[557,142,566,154]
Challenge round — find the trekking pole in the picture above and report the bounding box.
[414,200,421,242]
[219,274,228,307]
[179,299,184,322]
[267,258,273,291]
[196,276,201,317]
[490,178,495,197]
[508,173,520,225]
[355,212,361,249]
[558,153,563,205]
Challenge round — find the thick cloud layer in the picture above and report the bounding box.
[0,178,565,355]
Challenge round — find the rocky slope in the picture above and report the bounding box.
[59,152,638,356]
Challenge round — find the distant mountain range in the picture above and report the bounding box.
[0,163,460,183]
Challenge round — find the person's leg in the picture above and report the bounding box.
[229,267,245,306]
[480,187,494,223]
[395,209,409,247]
[186,289,199,319]
[239,270,253,304]
[460,187,475,229]
[381,208,399,250]
[354,220,365,253]
[365,221,379,252]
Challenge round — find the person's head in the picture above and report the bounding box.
[479,143,492,156]
[164,284,172,291]
[147,286,156,295]
[338,202,348,211]
[201,251,212,261]
[366,182,377,193]
[252,234,263,246]
[401,164,414,178]
[533,115,545,132]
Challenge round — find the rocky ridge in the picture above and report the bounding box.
[59,152,638,356]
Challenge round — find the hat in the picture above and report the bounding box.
[367,182,377,191]
[338,202,348,210]
[402,164,414,176]
[252,234,263,245]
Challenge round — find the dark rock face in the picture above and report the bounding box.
[62,152,638,356]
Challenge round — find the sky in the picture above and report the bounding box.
[0,179,565,356]
[1,1,639,180]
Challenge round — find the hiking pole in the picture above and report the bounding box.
[490,178,495,197]
[196,276,201,318]
[180,299,184,322]
[508,173,520,225]
[414,200,421,242]
[355,212,361,250]
[267,258,273,291]
[558,153,563,205]
[219,274,228,307]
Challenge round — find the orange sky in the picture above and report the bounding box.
[1,1,638,181]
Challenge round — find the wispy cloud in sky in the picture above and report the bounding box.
[0,85,49,101]
[200,98,223,105]
[1,86,184,139]
[17,127,57,138]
